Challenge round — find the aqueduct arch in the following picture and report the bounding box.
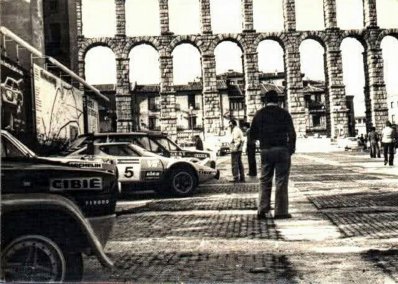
[76,0,392,139]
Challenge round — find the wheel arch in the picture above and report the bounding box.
[1,194,113,268]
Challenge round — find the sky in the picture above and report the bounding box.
[82,0,398,116]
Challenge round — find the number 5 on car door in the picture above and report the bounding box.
[118,164,140,181]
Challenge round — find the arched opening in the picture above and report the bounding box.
[81,0,116,37]
[210,0,242,34]
[341,38,366,135]
[172,44,202,133]
[253,0,284,32]
[172,44,201,84]
[129,44,160,84]
[169,0,200,35]
[336,0,363,29]
[377,0,398,28]
[295,0,325,31]
[257,40,285,107]
[215,41,244,127]
[381,35,398,124]
[84,46,116,85]
[125,0,160,36]
[299,39,327,136]
[215,41,243,74]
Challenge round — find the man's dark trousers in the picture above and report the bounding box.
[383,143,395,165]
[258,147,291,215]
[370,142,380,158]
[247,144,257,176]
[231,151,245,181]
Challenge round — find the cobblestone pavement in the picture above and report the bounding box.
[84,151,398,283]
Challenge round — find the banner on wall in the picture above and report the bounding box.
[33,64,84,142]
[1,57,29,134]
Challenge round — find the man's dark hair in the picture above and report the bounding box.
[264,90,279,104]
[229,119,237,126]
[386,120,392,127]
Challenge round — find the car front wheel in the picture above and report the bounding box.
[168,168,197,197]
[1,235,83,282]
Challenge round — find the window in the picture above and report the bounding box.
[99,145,139,156]
[188,95,195,109]
[313,115,321,127]
[148,116,158,130]
[391,102,394,108]
[188,116,197,129]
[392,114,396,123]
[148,97,159,111]
[230,100,244,111]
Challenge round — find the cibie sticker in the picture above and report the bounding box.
[50,177,103,191]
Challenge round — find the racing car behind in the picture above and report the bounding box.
[66,142,220,197]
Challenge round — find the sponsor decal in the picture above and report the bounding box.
[117,159,139,164]
[68,162,102,168]
[50,177,102,191]
[145,171,162,180]
[85,199,110,206]
[199,170,213,175]
[194,153,208,158]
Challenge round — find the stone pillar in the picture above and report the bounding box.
[363,0,378,28]
[284,38,306,136]
[325,42,349,138]
[199,0,212,34]
[76,0,83,37]
[283,0,296,31]
[242,0,254,32]
[115,0,126,36]
[243,48,261,122]
[159,0,171,35]
[159,54,177,138]
[202,52,221,135]
[364,48,388,133]
[115,57,134,132]
[323,0,337,29]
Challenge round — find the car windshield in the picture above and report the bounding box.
[153,137,180,151]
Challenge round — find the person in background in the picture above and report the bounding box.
[250,90,296,219]
[194,135,204,151]
[245,122,257,177]
[381,120,395,166]
[228,119,245,183]
[368,127,381,158]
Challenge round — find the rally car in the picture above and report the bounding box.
[65,131,217,169]
[1,131,118,281]
[66,142,220,197]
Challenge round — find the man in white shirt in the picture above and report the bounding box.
[228,119,245,182]
[381,120,396,166]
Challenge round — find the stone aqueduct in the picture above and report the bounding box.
[76,0,397,139]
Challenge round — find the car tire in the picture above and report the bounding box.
[1,235,84,282]
[168,167,197,197]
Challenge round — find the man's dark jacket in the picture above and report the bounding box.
[250,105,296,154]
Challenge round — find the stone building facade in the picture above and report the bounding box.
[76,0,393,139]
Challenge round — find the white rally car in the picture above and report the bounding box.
[66,142,220,197]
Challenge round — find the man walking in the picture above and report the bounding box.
[368,127,380,158]
[382,120,396,166]
[228,119,245,183]
[250,90,296,219]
